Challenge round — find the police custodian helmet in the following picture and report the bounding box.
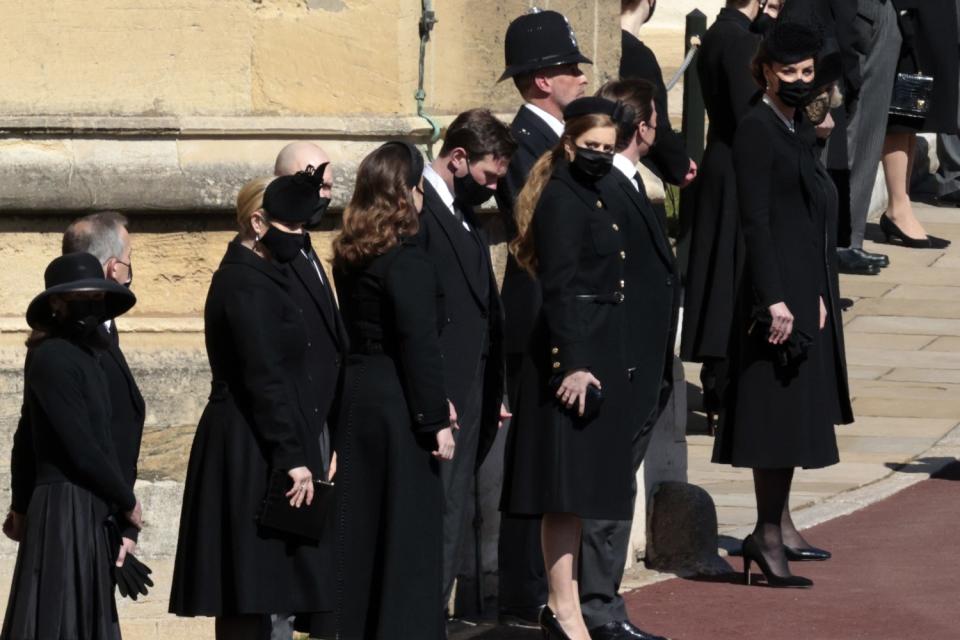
[498,9,593,82]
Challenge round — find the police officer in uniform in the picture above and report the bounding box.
[494,9,591,628]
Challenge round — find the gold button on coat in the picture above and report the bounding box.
[551,347,559,354]
[552,362,560,369]
[612,223,619,231]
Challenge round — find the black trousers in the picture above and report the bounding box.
[441,355,487,607]
[497,361,664,621]
[579,376,659,628]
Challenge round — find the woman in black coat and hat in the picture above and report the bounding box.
[715,20,853,588]
[2,252,142,640]
[326,141,455,639]
[170,171,338,639]
[502,97,632,639]
[679,0,762,428]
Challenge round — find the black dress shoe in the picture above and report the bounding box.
[934,190,960,208]
[850,247,890,267]
[836,248,881,275]
[784,545,832,561]
[539,605,572,639]
[499,605,544,629]
[589,620,669,640]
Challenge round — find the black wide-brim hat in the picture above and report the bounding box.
[498,9,593,82]
[262,170,326,223]
[26,252,136,330]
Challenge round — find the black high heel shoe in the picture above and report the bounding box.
[880,214,951,249]
[741,535,813,588]
[785,544,831,561]
[539,605,572,639]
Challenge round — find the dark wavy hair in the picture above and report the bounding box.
[333,144,421,267]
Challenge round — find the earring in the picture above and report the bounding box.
[255,233,261,243]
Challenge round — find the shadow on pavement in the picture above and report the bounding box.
[884,457,959,477]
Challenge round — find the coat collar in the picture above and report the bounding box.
[422,180,491,310]
[601,169,675,268]
[220,238,288,287]
[551,159,606,211]
[716,7,753,30]
[512,105,562,152]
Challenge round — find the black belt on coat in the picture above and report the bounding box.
[575,292,625,304]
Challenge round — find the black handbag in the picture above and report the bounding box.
[890,72,934,119]
[549,374,604,422]
[748,313,814,368]
[889,12,934,120]
[257,469,334,542]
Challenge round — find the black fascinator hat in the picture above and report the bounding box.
[262,167,327,223]
[563,96,635,124]
[26,252,136,330]
[763,20,823,65]
[378,141,424,188]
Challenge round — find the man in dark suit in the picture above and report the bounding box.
[584,79,679,640]
[619,0,697,190]
[417,109,514,621]
[493,9,592,627]
[5,212,145,566]
[271,147,347,640]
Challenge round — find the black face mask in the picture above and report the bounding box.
[260,225,306,263]
[751,13,775,35]
[571,147,614,180]
[453,164,496,207]
[63,299,107,341]
[777,78,814,108]
[304,197,332,231]
[646,0,656,22]
[123,263,133,289]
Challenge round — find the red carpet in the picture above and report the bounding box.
[624,462,960,640]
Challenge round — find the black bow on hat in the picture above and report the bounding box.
[262,169,327,224]
[26,252,136,330]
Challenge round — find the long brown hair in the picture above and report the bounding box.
[333,144,421,267]
[510,113,617,274]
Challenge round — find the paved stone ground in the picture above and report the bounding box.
[0,206,957,639]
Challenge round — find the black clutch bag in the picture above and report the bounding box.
[258,469,334,542]
[748,313,813,368]
[549,374,603,422]
[890,72,934,119]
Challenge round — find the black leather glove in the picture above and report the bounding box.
[114,553,154,601]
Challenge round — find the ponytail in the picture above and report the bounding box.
[510,147,565,275]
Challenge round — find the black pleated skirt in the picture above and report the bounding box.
[1,482,121,640]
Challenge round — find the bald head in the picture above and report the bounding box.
[274,141,329,175]
[274,141,334,199]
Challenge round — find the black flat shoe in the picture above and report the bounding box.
[880,214,952,249]
[499,605,544,629]
[540,605,572,639]
[741,535,813,588]
[845,247,890,268]
[785,545,832,561]
[837,247,881,275]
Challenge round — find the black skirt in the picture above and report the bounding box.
[1,482,121,640]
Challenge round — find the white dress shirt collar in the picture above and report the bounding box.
[613,153,640,191]
[422,164,455,215]
[524,103,565,138]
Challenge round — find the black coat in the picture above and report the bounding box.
[619,30,691,186]
[18,337,136,513]
[496,105,561,360]
[680,8,759,362]
[713,102,854,469]
[170,240,345,617]
[3,335,133,640]
[500,162,635,521]
[599,166,680,427]
[11,324,144,542]
[890,0,959,133]
[415,182,505,467]
[330,241,448,639]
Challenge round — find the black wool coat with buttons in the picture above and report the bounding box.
[170,239,345,617]
[500,161,637,521]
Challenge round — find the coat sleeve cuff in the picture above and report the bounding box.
[411,406,450,434]
[271,448,308,471]
[549,342,592,374]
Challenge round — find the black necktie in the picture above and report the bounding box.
[633,172,644,193]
